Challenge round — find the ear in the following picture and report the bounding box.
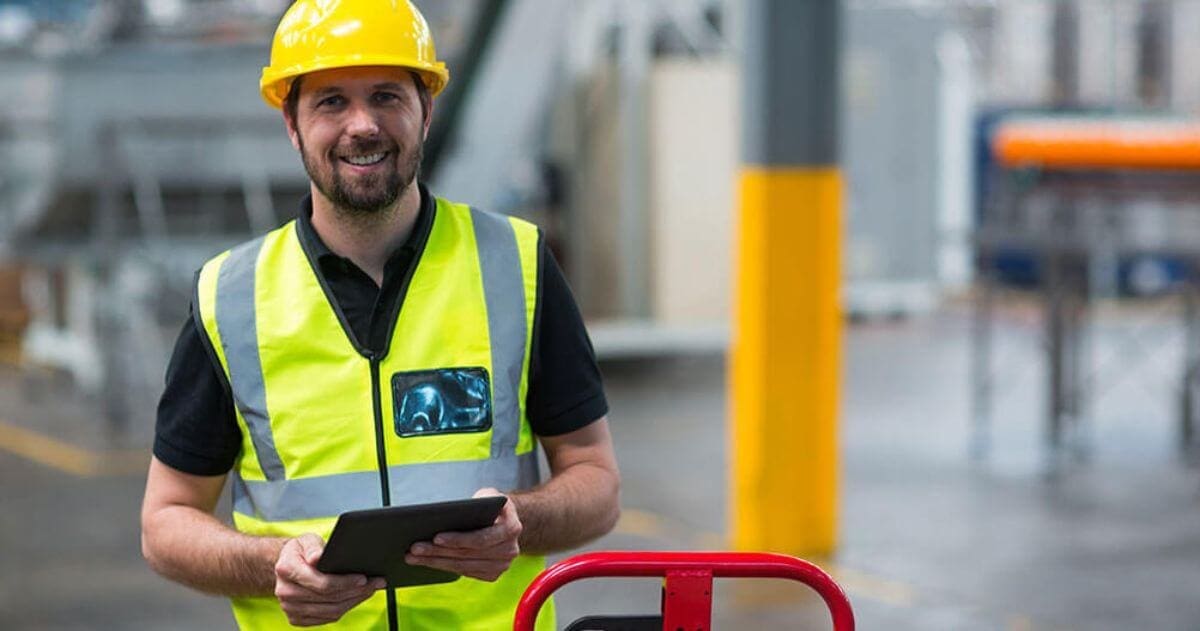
[422,99,435,141]
[282,108,301,152]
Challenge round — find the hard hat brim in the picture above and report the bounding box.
[260,55,449,109]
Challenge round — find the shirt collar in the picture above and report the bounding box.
[296,182,436,266]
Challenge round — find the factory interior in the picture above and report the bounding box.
[3,0,1200,629]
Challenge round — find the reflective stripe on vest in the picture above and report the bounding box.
[232,451,538,521]
[471,206,527,459]
[214,235,285,480]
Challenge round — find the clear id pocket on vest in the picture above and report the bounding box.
[391,367,493,437]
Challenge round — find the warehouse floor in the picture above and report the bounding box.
[2,301,1199,630]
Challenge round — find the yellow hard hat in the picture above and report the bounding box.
[259,0,450,109]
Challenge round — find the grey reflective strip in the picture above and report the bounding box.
[215,236,286,481]
[233,451,540,521]
[469,208,528,458]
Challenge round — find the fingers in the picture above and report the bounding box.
[409,534,519,561]
[295,532,326,565]
[275,537,373,594]
[406,492,523,582]
[433,494,521,550]
[405,553,513,583]
[429,519,521,550]
[282,588,379,626]
[275,572,385,603]
[274,534,387,626]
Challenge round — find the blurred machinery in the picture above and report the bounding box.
[1,41,303,429]
[3,0,1200,435]
[963,0,1200,466]
[0,0,738,428]
[973,116,1200,465]
[0,0,503,430]
[534,0,735,355]
[557,0,973,346]
[843,5,973,317]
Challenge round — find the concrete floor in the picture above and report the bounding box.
[2,303,1199,629]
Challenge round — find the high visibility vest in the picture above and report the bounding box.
[194,198,555,630]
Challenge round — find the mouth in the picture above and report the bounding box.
[339,151,390,167]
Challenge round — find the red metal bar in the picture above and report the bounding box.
[662,569,713,630]
[513,551,855,631]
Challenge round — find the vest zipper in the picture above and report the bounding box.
[369,356,399,631]
[369,357,391,506]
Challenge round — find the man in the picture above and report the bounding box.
[139,1,620,629]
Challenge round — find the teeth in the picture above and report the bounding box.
[344,152,386,166]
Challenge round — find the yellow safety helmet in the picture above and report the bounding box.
[259,0,450,109]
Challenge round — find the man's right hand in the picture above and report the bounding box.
[274,533,385,627]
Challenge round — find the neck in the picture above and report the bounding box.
[309,182,422,286]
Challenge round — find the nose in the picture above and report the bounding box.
[344,102,381,139]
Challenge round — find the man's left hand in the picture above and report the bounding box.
[405,488,522,582]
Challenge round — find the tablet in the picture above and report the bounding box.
[315,496,507,588]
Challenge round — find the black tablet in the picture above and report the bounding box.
[315,496,507,588]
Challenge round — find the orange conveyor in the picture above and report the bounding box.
[993,119,1200,171]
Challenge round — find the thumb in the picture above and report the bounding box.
[295,533,326,565]
[473,488,515,526]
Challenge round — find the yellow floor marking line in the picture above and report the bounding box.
[614,507,915,608]
[824,565,915,608]
[0,419,148,477]
[613,508,674,539]
[614,508,1071,628]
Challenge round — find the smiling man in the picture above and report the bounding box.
[138,2,620,630]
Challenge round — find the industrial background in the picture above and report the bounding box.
[3,0,1200,629]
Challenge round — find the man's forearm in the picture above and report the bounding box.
[509,461,620,555]
[142,505,285,597]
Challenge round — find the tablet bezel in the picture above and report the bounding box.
[315,496,507,588]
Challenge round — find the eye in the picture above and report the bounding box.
[373,91,401,105]
[316,94,346,108]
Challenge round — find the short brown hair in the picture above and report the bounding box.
[284,76,304,123]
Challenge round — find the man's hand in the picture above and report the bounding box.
[405,488,522,582]
[274,533,385,627]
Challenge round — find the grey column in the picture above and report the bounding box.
[742,0,841,168]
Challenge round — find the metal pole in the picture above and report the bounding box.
[617,0,651,319]
[1050,0,1079,106]
[970,254,994,461]
[730,0,842,555]
[1182,280,1199,461]
[1044,209,1067,465]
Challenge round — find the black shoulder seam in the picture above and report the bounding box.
[530,228,547,379]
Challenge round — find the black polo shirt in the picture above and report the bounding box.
[154,186,608,476]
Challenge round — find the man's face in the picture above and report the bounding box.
[284,66,430,215]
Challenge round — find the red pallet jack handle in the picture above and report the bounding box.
[513,551,855,631]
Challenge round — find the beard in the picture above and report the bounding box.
[298,133,422,215]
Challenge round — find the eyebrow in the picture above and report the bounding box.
[372,82,408,92]
[308,82,408,99]
[309,86,342,99]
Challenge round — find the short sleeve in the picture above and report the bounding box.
[525,239,609,436]
[153,311,242,476]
